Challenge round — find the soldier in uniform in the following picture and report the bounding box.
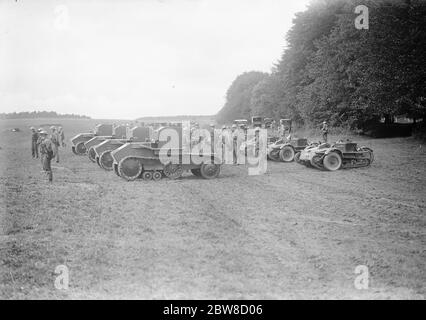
[321,121,329,143]
[231,124,239,164]
[36,128,44,159]
[58,126,66,147]
[30,127,39,159]
[50,126,60,163]
[280,119,292,141]
[39,130,55,182]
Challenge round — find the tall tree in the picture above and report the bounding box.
[216,71,268,123]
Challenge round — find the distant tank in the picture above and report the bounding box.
[298,140,374,171]
[93,126,151,170]
[110,125,221,181]
[85,125,128,162]
[70,124,113,155]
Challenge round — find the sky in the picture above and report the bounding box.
[0,0,310,119]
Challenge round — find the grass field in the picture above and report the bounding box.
[0,118,425,299]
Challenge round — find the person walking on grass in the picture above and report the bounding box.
[321,121,329,143]
[39,130,55,182]
[30,127,39,159]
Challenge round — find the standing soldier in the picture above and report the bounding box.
[321,121,329,143]
[58,126,66,147]
[39,130,55,182]
[30,127,39,159]
[231,124,238,164]
[208,124,216,153]
[50,126,60,163]
[280,119,292,141]
[36,128,43,159]
[270,120,276,135]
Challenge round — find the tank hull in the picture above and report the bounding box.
[111,142,221,181]
[70,133,95,155]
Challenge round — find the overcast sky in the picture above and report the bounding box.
[0,0,310,119]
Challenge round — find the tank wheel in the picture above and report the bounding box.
[75,141,87,155]
[310,154,324,170]
[279,146,295,162]
[141,171,153,181]
[88,147,97,163]
[72,146,78,155]
[323,152,342,171]
[96,156,100,166]
[99,150,114,171]
[191,168,201,176]
[163,164,183,179]
[118,157,142,181]
[294,152,301,163]
[152,171,162,181]
[268,149,280,161]
[199,163,220,179]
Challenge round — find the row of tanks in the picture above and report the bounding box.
[265,138,374,171]
[70,121,375,180]
[70,123,222,181]
[265,137,374,171]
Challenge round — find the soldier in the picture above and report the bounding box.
[58,126,66,147]
[208,124,216,152]
[30,127,39,159]
[38,130,55,182]
[36,128,43,159]
[254,126,261,157]
[231,124,239,164]
[280,119,292,140]
[50,126,60,163]
[321,121,329,143]
[270,120,276,135]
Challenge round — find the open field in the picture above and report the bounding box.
[1,118,425,299]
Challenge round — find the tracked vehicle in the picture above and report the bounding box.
[71,124,113,155]
[85,125,128,162]
[298,140,374,171]
[267,138,309,162]
[94,126,151,170]
[111,126,221,181]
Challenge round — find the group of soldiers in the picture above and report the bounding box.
[208,123,261,164]
[30,126,65,182]
[276,119,329,143]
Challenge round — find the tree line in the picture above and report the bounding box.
[216,0,426,131]
[0,111,91,120]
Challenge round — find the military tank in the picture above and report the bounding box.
[70,124,113,155]
[85,125,128,162]
[110,126,221,181]
[298,140,374,171]
[93,126,151,170]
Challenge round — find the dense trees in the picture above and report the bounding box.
[216,71,268,123]
[216,0,426,129]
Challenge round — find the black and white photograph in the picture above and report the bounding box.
[0,0,425,303]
